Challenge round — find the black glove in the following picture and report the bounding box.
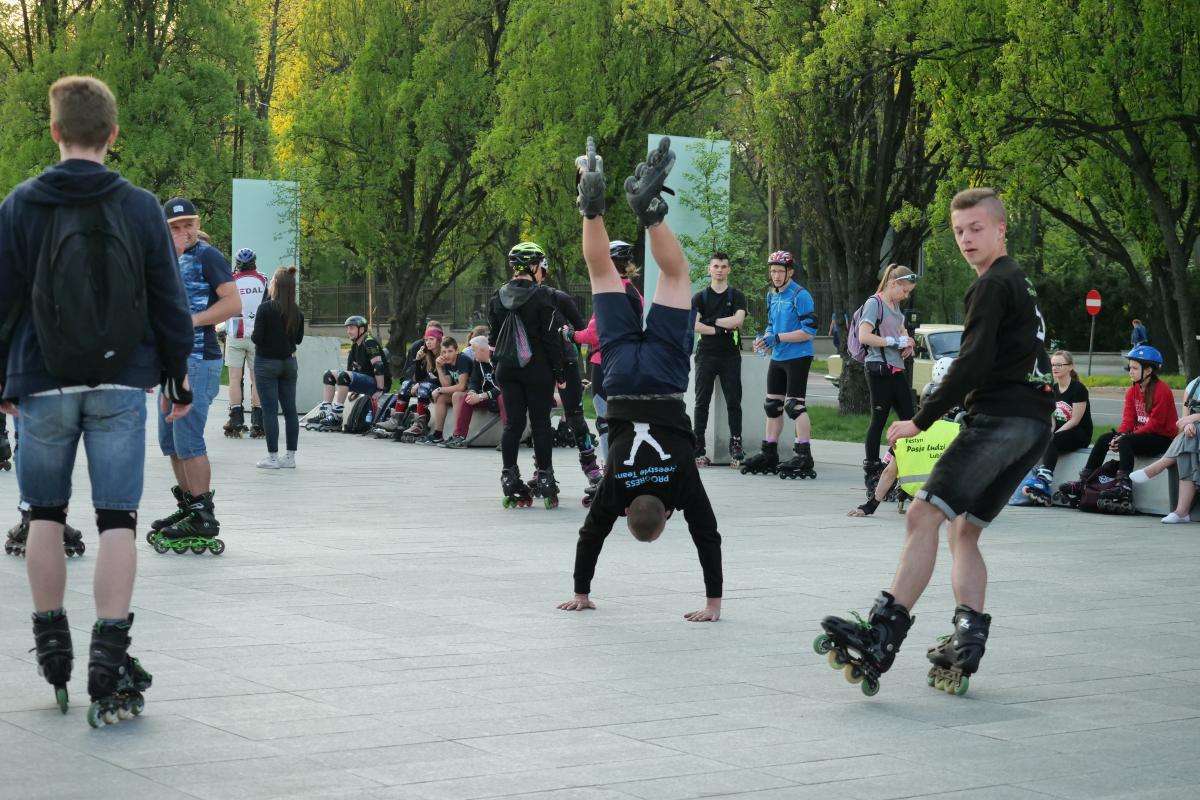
[160,362,193,405]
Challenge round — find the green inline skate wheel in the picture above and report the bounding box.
[812,634,832,655]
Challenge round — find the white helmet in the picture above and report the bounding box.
[931,357,954,387]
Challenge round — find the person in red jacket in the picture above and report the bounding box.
[1076,345,1177,481]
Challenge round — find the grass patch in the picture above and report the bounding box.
[807,405,884,445]
[1080,373,1187,389]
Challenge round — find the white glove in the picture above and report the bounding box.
[896,335,911,348]
[884,336,897,347]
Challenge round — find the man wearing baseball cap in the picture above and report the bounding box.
[149,197,240,553]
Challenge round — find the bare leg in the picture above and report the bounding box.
[1142,455,1176,479]
[888,498,945,610]
[645,222,690,310]
[169,456,187,489]
[248,367,260,408]
[947,517,987,611]
[26,521,67,613]
[432,394,451,433]
[1176,479,1196,517]
[180,455,212,495]
[765,395,784,441]
[228,366,244,407]
[334,386,350,405]
[94,530,136,620]
[322,384,335,404]
[877,461,898,501]
[582,217,623,294]
[794,410,812,441]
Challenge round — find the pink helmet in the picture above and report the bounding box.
[767,250,794,268]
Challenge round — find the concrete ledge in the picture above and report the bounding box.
[295,336,344,412]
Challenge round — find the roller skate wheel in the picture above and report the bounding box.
[130,695,144,716]
[117,705,134,720]
[926,673,936,687]
[87,702,102,728]
[55,687,69,714]
[502,497,514,509]
[861,679,880,697]
[190,544,207,555]
[739,466,749,474]
[209,539,225,555]
[812,634,832,655]
[151,539,169,555]
[544,497,558,510]
[827,650,846,669]
[145,531,156,545]
[950,676,969,696]
[843,664,864,685]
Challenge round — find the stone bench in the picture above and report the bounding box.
[1054,448,1197,517]
[441,406,565,449]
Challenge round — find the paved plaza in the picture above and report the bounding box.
[1,395,1198,800]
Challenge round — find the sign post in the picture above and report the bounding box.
[1085,289,1102,375]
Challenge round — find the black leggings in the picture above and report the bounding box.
[497,363,555,472]
[1083,431,1172,475]
[865,368,914,462]
[557,360,592,452]
[1041,426,1092,472]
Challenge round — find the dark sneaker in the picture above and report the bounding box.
[441,435,468,449]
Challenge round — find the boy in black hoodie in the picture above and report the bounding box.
[0,76,193,724]
[558,137,723,623]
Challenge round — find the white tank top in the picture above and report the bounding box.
[231,270,268,338]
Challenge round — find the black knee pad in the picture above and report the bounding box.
[30,505,68,524]
[96,509,137,533]
[335,371,352,387]
[763,398,784,418]
[322,370,337,386]
[784,398,806,419]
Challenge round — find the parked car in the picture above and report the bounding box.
[825,323,964,389]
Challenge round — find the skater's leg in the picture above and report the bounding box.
[1084,431,1115,473]
[93,527,136,620]
[527,369,556,470]
[947,517,986,612]
[26,518,67,612]
[168,456,187,490]
[645,223,690,310]
[888,499,945,609]
[499,375,529,469]
[582,217,624,295]
[228,365,244,408]
[865,371,891,463]
[1118,432,1173,474]
[593,394,609,460]
[179,456,212,497]
[786,357,812,442]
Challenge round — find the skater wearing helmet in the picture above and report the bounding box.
[223,247,268,439]
[816,188,1054,697]
[558,136,723,622]
[741,250,818,478]
[858,264,918,490]
[1129,376,1200,523]
[691,251,747,467]
[312,315,390,430]
[1055,345,1176,512]
[489,242,565,508]
[1019,350,1092,506]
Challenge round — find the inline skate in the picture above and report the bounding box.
[863,459,885,497]
[624,136,675,227]
[927,604,991,696]
[501,466,533,508]
[0,432,11,470]
[813,591,913,697]
[1096,472,1135,514]
[778,442,817,480]
[87,614,152,728]
[1053,469,1088,508]
[32,609,73,713]
[398,414,427,443]
[303,403,331,431]
[694,446,711,467]
[1020,466,1054,507]
[580,447,603,486]
[5,509,86,557]
[740,441,779,475]
[728,435,744,469]
[529,467,560,509]
[150,491,225,555]
[249,406,265,439]
[149,485,192,542]
[223,404,246,438]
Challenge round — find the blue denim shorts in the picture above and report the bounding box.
[17,388,147,510]
[919,413,1051,527]
[347,371,379,395]
[595,293,693,396]
[158,357,222,459]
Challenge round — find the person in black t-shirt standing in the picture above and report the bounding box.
[816,188,1053,696]
[691,252,747,467]
[559,136,722,622]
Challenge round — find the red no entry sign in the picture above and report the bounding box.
[1085,289,1102,316]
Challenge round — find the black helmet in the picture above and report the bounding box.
[344,315,367,328]
[609,240,634,263]
[507,241,547,274]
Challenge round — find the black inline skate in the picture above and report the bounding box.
[575,135,606,218]
[1053,469,1088,508]
[528,468,560,510]
[249,406,265,439]
[150,491,225,555]
[0,432,11,471]
[778,441,817,480]
[398,414,428,443]
[149,485,192,543]
[582,480,601,508]
[5,509,86,557]
[728,435,744,469]
[813,591,913,697]
[87,614,152,728]
[863,459,885,497]
[927,604,991,696]
[580,447,603,498]
[1096,472,1135,514]
[32,609,73,713]
[624,136,675,227]
[694,446,711,467]
[740,441,779,475]
[501,466,533,508]
[318,408,343,432]
[223,404,246,438]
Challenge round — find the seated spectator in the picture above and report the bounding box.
[462,324,489,361]
[373,323,443,437]
[442,336,504,448]
[317,314,389,428]
[1131,376,1200,523]
[1020,350,1092,505]
[423,337,472,445]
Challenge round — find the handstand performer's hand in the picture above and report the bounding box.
[684,598,721,622]
[557,594,596,611]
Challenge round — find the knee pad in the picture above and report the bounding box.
[335,371,352,387]
[96,509,137,533]
[784,398,806,419]
[566,408,588,434]
[322,370,337,386]
[763,398,784,419]
[416,383,434,403]
[30,505,68,524]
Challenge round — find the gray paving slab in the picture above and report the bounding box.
[0,393,1197,798]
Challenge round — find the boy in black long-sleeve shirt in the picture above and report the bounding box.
[559,136,723,622]
[818,188,1053,694]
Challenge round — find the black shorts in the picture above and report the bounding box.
[595,293,692,396]
[919,413,1051,527]
[766,357,811,398]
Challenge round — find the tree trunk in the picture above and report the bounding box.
[838,358,871,415]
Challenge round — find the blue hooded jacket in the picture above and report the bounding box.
[0,159,193,399]
[763,281,817,361]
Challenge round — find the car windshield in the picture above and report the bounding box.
[927,331,962,358]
